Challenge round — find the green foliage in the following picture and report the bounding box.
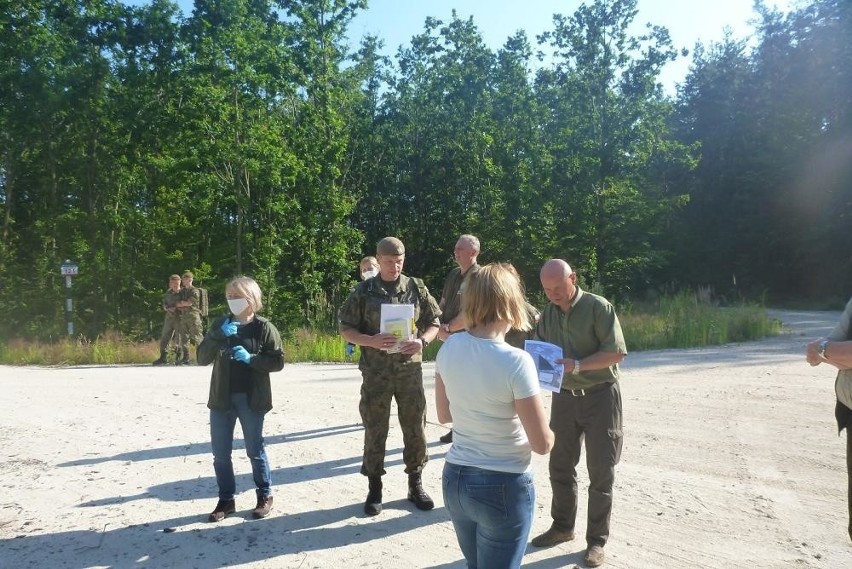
[1,0,849,342]
[621,292,781,351]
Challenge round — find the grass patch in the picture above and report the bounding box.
[0,294,781,366]
[620,293,781,351]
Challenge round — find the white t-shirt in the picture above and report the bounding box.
[436,332,540,473]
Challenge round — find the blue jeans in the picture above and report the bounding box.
[442,462,535,569]
[210,392,272,501]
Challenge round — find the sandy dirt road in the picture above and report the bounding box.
[1,309,850,568]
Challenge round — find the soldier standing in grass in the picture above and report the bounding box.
[153,274,183,366]
[176,271,204,365]
[339,237,441,516]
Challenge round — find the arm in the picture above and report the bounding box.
[807,339,852,370]
[340,326,399,350]
[250,320,285,372]
[558,350,626,374]
[514,394,554,455]
[197,317,229,366]
[434,373,452,424]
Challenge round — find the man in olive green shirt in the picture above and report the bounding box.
[436,234,481,444]
[531,259,627,569]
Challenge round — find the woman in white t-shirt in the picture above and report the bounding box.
[435,263,554,568]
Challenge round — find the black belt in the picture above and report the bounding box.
[561,382,612,397]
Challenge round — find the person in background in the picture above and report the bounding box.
[197,276,285,522]
[806,297,852,541]
[153,274,183,366]
[436,234,481,444]
[531,259,627,568]
[346,256,380,359]
[176,271,204,365]
[339,237,441,516]
[435,262,554,568]
[503,264,541,351]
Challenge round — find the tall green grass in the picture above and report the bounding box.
[620,292,781,351]
[0,294,780,366]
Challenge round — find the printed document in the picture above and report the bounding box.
[524,340,565,392]
[380,304,415,353]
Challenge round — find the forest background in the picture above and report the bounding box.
[1,0,850,342]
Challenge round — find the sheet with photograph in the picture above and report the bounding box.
[524,339,565,392]
[380,303,415,353]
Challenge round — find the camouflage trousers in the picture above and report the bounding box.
[359,364,428,477]
[158,313,179,352]
[178,312,203,350]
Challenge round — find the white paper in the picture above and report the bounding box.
[524,339,565,392]
[380,304,415,353]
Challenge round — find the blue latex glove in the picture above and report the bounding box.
[220,319,239,337]
[232,345,252,364]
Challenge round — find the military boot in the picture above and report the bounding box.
[152,351,168,366]
[178,347,190,365]
[407,472,434,511]
[364,475,382,516]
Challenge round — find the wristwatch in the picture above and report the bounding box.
[572,360,581,375]
[817,338,829,358]
[420,337,429,348]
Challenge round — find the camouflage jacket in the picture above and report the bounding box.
[178,286,201,315]
[339,274,441,370]
[162,289,182,314]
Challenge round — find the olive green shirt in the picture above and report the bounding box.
[535,287,627,390]
[440,263,479,325]
[339,274,441,370]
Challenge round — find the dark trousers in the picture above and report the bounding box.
[847,428,852,541]
[549,382,623,547]
[359,366,428,477]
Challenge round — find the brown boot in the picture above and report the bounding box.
[531,525,575,547]
[252,495,273,519]
[407,472,434,511]
[208,499,235,522]
[364,476,382,516]
[584,544,605,567]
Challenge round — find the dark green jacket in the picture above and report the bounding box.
[198,314,285,412]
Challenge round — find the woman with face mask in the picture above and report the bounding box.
[197,276,285,522]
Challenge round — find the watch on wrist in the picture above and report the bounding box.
[572,360,581,375]
[420,337,429,348]
[818,338,829,358]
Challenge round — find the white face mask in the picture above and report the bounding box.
[361,269,378,280]
[227,298,250,316]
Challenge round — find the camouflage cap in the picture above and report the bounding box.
[169,274,181,280]
[182,271,194,279]
[376,237,405,256]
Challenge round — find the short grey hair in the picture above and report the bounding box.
[226,276,263,313]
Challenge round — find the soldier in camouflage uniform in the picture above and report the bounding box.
[153,274,183,366]
[176,271,204,365]
[339,237,441,516]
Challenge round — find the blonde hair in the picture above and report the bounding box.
[462,263,531,331]
[360,256,379,270]
[226,276,263,313]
